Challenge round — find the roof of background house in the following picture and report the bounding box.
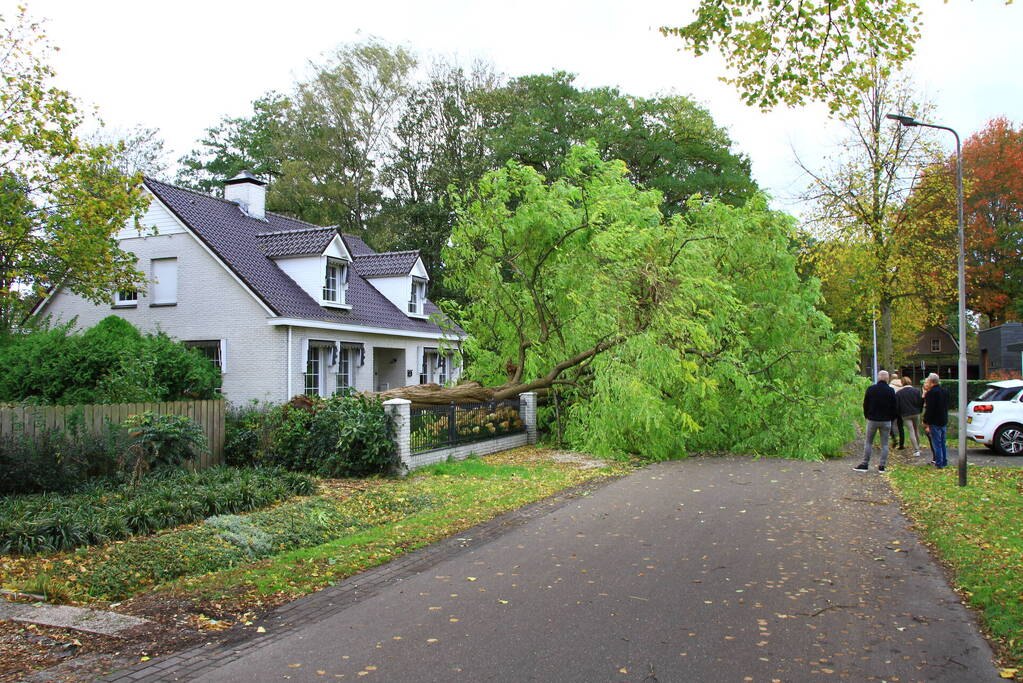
[143,178,461,336]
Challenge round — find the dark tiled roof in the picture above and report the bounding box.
[257,227,337,257]
[353,250,421,278]
[142,178,463,337]
[339,233,376,256]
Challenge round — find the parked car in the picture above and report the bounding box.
[965,379,1023,455]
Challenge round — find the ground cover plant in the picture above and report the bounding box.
[0,448,628,607]
[0,467,314,555]
[888,465,1023,675]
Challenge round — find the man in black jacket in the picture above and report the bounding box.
[923,373,950,468]
[855,370,898,472]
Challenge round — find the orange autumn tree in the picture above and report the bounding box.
[961,117,1023,323]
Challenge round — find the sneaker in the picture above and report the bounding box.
[878,465,887,473]
[913,450,921,457]
[853,463,869,472]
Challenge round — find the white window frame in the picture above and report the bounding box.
[931,338,941,352]
[113,288,139,307]
[408,277,428,317]
[184,340,227,373]
[151,258,178,305]
[334,346,354,393]
[322,258,349,308]
[304,344,326,397]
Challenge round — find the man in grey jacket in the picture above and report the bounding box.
[855,370,898,473]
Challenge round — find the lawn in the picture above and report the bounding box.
[887,464,1023,676]
[0,448,629,610]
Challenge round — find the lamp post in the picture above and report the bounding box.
[871,307,878,379]
[886,113,968,486]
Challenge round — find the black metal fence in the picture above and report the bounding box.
[410,399,526,454]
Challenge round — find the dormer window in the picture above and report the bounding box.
[408,278,427,316]
[323,258,348,306]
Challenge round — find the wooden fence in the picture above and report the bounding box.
[0,400,225,469]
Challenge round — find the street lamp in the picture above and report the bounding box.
[886,113,968,486]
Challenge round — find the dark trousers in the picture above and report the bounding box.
[890,415,904,448]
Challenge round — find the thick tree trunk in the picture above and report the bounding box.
[880,295,895,371]
[374,381,538,405]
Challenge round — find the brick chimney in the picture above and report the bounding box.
[224,170,266,220]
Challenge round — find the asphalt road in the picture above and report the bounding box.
[154,456,1003,682]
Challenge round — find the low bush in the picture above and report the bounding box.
[0,421,125,495]
[227,394,397,477]
[0,467,315,555]
[120,412,207,482]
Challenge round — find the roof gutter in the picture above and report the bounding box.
[268,317,464,341]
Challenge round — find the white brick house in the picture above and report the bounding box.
[34,172,465,405]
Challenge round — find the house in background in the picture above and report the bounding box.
[895,325,979,383]
[978,322,1023,378]
[33,172,464,405]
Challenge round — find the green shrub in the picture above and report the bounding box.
[0,467,315,555]
[224,401,275,467]
[0,316,220,405]
[0,422,125,495]
[229,395,397,477]
[120,412,207,481]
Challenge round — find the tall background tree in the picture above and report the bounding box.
[797,69,954,369]
[176,92,289,194]
[946,117,1023,324]
[0,7,148,335]
[175,50,758,304]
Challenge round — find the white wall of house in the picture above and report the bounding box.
[369,275,412,315]
[40,228,288,406]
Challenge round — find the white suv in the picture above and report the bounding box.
[966,379,1023,455]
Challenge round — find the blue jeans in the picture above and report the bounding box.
[930,425,948,467]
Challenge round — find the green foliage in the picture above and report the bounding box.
[224,401,275,467]
[0,8,150,334]
[228,394,397,477]
[175,93,289,194]
[204,514,273,558]
[120,412,207,480]
[0,422,125,495]
[68,488,432,600]
[0,467,314,555]
[0,315,221,405]
[449,145,861,461]
[661,0,922,114]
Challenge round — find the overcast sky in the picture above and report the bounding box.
[12,0,1022,217]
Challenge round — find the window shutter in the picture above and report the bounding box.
[220,340,228,373]
[151,258,177,304]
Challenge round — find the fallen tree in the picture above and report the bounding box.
[376,145,861,459]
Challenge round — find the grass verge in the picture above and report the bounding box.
[887,464,1023,676]
[0,448,630,610]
